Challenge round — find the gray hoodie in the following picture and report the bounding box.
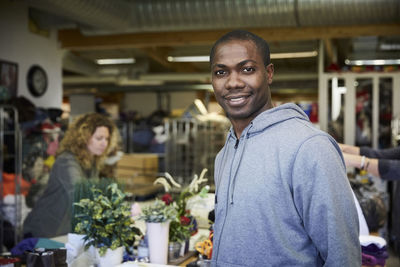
[211,103,361,266]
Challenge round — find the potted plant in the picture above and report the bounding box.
[73,183,142,266]
[139,199,177,264]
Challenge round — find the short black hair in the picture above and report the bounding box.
[209,30,271,67]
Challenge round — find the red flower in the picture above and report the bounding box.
[180,215,191,226]
[161,193,173,205]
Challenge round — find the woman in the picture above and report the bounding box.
[23,113,118,238]
[339,143,400,181]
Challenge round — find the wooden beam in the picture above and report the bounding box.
[139,47,200,73]
[323,38,336,65]
[59,24,400,51]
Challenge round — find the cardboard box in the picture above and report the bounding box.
[116,153,160,194]
[117,153,158,173]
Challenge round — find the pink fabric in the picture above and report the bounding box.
[46,140,59,156]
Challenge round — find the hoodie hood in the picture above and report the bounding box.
[218,102,311,205]
[225,102,310,141]
[248,103,310,136]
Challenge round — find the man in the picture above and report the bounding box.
[210,30,361,266]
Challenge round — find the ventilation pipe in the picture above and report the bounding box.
[28,0,400,34]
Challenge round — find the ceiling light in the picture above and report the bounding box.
[96,58,135,65]
[167,56,209,62]
[167,51,318,62]
[380,43,400,51]
[345,59,400,66]
[270,51,318,59]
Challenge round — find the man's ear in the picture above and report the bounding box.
[266,63,274,84]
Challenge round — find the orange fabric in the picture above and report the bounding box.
[2,172,31,196]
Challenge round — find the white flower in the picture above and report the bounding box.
[154,177,172,192]
[188,168,208,193]
[165,172,181,188]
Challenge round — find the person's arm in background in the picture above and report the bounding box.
[341,152,380,177]
[339,143,360,155]
[339,143,400,181]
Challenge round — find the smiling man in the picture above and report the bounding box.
[210,30,361,266]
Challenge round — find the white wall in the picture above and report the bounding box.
[69,94,95,117]
[122,91,198,117]
[0,1,63,109]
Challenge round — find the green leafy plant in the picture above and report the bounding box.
[73,183,142,256]
[72,178,117,231]
[169,220,191,243]
[138,199,177,223]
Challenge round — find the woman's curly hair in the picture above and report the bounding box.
[57,113,119,170]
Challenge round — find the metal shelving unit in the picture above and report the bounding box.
[164,118,229,186]
[0,105,22,252]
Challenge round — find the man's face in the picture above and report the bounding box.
[211,40,273,123]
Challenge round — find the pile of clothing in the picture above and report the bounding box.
[360,235,389,266]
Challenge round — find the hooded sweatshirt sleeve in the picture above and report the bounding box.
[292,135,361,266]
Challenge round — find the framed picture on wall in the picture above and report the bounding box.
[0,60,18,102]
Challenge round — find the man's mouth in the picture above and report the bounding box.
[225,95,249,106]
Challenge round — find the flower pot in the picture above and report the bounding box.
[168,242,182,260]
[180,238,190,257]
[146,221,170,264]
[95,246,124,267]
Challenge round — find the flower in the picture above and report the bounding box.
[180,215,191,225]
[153,169,210,242]
[130,202,142,217]
[161,193,173,205]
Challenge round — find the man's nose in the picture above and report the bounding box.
[225,72,245,89]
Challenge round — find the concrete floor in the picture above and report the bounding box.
[386,248,400,267]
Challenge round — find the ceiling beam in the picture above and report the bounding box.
[139,47,200,73]
[62,51,99,76]
[59,24,400,51]
[323,38,336,65]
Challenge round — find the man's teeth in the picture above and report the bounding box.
[230,97,245,102]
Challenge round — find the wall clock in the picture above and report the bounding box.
[27,65,48,97]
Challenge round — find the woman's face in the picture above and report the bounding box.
[87,126,110,156]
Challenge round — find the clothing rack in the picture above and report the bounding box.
[0,105,22,252]
[390,116,400,254]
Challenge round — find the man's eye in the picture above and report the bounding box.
[243,67,255,73]
[214,70,226,76]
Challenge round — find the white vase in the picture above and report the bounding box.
[146,221,170,264]
[95,246,124,267]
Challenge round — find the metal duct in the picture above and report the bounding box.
[28,0,400,34]
[27,0,132,30]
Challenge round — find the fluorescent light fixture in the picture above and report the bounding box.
[167,51,318,62]
[270,51,318,59]
[345,59,400,66]
[194,99,208,115]
[167,56,209,62]
[96,58,135,65]
[380,43,400,50]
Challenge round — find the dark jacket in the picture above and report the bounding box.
[23,152,98,238]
